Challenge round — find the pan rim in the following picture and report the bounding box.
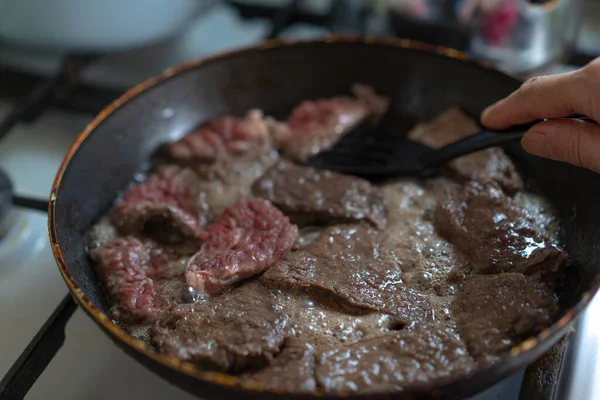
[48,36,600,397]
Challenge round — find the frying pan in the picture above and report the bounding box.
[48,38,600,399]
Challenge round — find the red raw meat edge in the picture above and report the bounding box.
[186,198,298,295]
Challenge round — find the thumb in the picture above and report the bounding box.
[521,119,600,174]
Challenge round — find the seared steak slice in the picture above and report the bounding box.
[165,110,278,220]
[90,236,196,321]
[268,84,389,162]
[253,161,387,229]
[262,224,432,326]
[242,340,317,394]
[151,282,286,371]
[186,198,298,295]
[434,180,567,279]
[407,106,523,194]
[316,326,473,394]
[112,166,204,241]
[166,109,271,166]
[451,273,558,361]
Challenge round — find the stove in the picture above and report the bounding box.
[0,1,598,399]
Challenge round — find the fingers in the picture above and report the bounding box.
[480,59,600,173]
[521,119,600,174]
[481,69,595,129]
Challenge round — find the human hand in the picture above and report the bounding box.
[481,59,600,174]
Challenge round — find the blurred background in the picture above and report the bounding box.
[0,0,596,91]
[0,0,596,121]
[0,0,600,123]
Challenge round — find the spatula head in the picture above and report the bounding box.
[303,121,432,179]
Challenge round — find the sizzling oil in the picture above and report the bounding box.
[380,177,468,337]
[379,177,561,341]
[102,177,561,355]
[271,289,394,350]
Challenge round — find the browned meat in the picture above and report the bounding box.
[316,326,473,394]
[451,273,558,361]
[90,236,196,321]
[434,181,567,280]
[407,106,523,193]
[262,224,432,327]
[166,109,271,166]
[252,161,387,229]
[87,92,569,396]
[268,84,389,162]
[242,340,317,394]
[112,166,204,241]
[151,282,286,371]
[186,198,298,295]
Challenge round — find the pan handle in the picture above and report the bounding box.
[12,195,49,213]
[422,115,596,168]
[0,294,77,399]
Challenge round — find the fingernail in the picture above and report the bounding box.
[521,131,554,159]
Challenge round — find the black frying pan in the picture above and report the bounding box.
[48,38,600,399]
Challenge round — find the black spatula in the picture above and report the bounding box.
[304,113,594,179]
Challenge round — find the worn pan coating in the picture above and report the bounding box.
[48,38,600,399]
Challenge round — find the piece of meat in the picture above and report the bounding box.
[407,107,479,150]
[407,106,523,193]
[165,110,278,220]
[242,340,317,394]
[88,216,120,250]
[90,237,196,321]
[151,282,286,371]
[379,179,471,341]
[316,326,473,394]
[451,273,558,361]
[268,84,389,162]
[265,286,397,349]
[112,166,204,241]
[166,109,271,166]
[252,161,387,229]
[262,224,432,327]
[434,181,567,280]
[194,150,278,221]
[91,237,159,321]
[351,83,390,117]
[185,198,298,295]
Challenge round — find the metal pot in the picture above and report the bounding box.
[386,0,584,75]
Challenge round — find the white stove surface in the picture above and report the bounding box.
[0,3,598,398]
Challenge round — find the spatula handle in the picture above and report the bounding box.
[421,115,595,168]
